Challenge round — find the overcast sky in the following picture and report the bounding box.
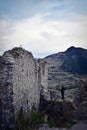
[0,0,87,58]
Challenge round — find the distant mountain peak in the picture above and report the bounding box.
[65,46,87,55]
[65,46,87,56]
[46,46,87,75]
[65,46,77,53]
[66,46,75,50]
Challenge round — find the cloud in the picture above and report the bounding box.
[0,12,87,57]
[0,0,87,57]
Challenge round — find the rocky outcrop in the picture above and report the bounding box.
[0,47,48,129]
[38,59,48,94]
[39,94,74,127]
[61,46,87,74]
[0,55,15,129]
[45,46,87,99]
[74,81,87,120]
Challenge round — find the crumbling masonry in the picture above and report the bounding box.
[0,47,48,129]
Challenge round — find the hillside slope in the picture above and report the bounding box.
[45,46,87,91]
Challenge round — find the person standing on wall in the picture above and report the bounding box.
[61,86,65,100]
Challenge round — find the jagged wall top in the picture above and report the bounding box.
[3,47,33,59]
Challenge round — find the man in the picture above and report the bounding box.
[61,86,65,100]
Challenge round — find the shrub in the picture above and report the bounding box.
[14,106,45,130]
[63,120,77,128]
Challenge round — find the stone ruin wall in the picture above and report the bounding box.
[38,59,48,93]
[0,54,14,129]
[74,81,87,120]
[0,47,48,129]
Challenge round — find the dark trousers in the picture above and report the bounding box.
[61,92,64,100]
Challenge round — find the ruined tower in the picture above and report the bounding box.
[0,47,48,129]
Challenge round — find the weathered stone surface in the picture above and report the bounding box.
[74,81,87,120]
[38,122,87,130]
[0,54,15,129]
[39,94,74,127]
[0,47,48,129]
[45,47,87,99]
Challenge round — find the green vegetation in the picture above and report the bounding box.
[63,120,77,128]
[66,88,78,99]
[48,118,56,128]
[14,102,77,130]
[14,106,46,130]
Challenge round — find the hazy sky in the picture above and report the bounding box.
[0,0,87,57]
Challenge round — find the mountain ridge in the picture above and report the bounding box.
[45,46,87,75]
[45,46,87,90]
